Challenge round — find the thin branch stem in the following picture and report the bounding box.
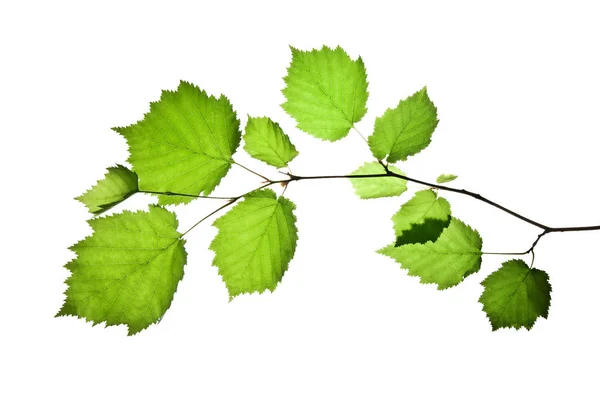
[140,190,235,200]
[274,170,554,230]
[352,125,368,144]
[180,200,237,237]
[147,163,600,252]
[482,251,529,256]
[233,161,270,182]
[180,182,274,237]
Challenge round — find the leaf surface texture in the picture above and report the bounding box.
[211,189,298,298]
[57,206,187,335]
[76,165,138,214]
[243,116,298,168]
[379,218,482,289]
[113,81,241,205]
[368,87,438,162]
[392,190,451,246]
[479,259,551,330]
[282,46,369,141]
[349,162,407,199]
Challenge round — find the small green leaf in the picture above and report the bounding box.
[57,206,187,335]
[349,162,407,199]
[436,174,458,184]
[379,218,482,290]
[479,259,552,331]
[113,81,241,205]
[243,116,299,168]
[282,46,369,141]
[368,87,438,163]
[392,190,451,246]
[76,165,138,214]
[210,189,298,299]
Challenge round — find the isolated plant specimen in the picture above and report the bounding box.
[58,46,598,335]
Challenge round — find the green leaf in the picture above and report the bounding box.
[379,218,482,290]
[368,87,438,163]
[57,206,187,335]
[76,165,138,214]
[210,189,298,299]
[349,162,407,199]
[479,259,552,330]
[436,174,458,184]
[392,190,451,246]
[243,116,299,168]
[155,194,197,206]
[282,46,369,141]
[113,81,241,205]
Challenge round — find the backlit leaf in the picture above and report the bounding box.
[113,81,241,205]
[57,206,187,335]
[368,87,438,163]
[479,259,551,330]
[392,190,451,246]
[76,165,138,214]
[379,218,482,290]
[282,46,369,141]
[243,116,298,168]
[436,174,458,184]
[349,162,407,199]
[210,189,298,298]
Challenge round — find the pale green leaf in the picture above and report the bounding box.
[155,194,197,206]
[479,259,551,330]
[243,116,298,168]
[392,190,451,246]
[210,189,298,299]
[282,45,369,141]
[76,165,138,214]
[57,206,187,335]
[368,87,438,163]
[436,174,458,184]
[379,218,482,290]
[113,81,241,205]
[349,162,407,199]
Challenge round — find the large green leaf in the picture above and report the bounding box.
[243,116,298,168]
[479,259,552,330]
[349,162,407,199]
[57,205,187,335]
[392,190,451,246]
[379,218,482,290]
[282,46,369,141]
[210,189,298,299]
[113,81,241,205]
[368,87,438,163]
[76,165,138,214]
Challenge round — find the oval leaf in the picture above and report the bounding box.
[349,162,407,199]
[210,189,298,298]
[282,46,369,141]
[479,259,552,330]
[57,206,187,335]
[76,165,138,215]
[243,116,298,168]
[379,218,482,290]
[368,87,438,163]
[113,81,241,205]
[436,174,458,184]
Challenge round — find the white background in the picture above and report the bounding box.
[2,1,599,399]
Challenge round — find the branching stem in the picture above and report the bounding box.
[170,164,600,254]
[233,161,271,182]
[180,182,273,237]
